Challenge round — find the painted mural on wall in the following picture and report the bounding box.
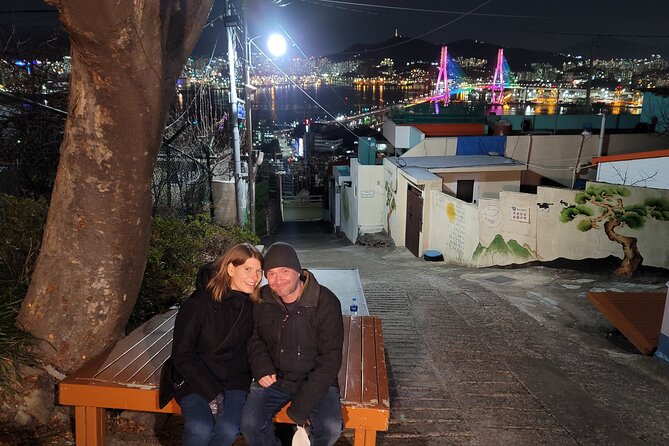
[559,184,669,277]
[385,180,396,238]
[472,234,538,265]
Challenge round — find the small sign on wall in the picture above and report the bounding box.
[510,206,530,223]
[360,190,374,198]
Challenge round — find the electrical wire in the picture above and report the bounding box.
[301,0,557,20]
[251,41,360,138]
[304,0,495,56]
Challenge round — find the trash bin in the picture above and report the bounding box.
[423,250,444,262]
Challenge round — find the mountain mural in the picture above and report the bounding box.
[472,234,537,266]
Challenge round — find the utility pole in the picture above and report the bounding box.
[243,0,257,233]
[226,0,244,225]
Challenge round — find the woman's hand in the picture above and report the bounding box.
[258,374,277,388]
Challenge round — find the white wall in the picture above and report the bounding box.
[426,182,669,270]
[212,180,242,226]
[340,177,358,243]
[340,159,387,243]
[506,133,669,187]
[383,159,407,246]
[597,157,669,190]
[428,191,479,265]
[477,192,538,266]
[353,159,386,234]
[403,137,458,157]
[382,120,425,151]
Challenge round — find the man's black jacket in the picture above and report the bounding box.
[247,270,344,424]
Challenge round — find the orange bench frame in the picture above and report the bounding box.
[59,314,389,445]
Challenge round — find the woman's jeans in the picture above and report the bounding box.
[240,382,343,446]
[177,389,248,446]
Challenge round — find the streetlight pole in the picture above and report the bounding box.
[226,0,244,225]
[244,7,257,233]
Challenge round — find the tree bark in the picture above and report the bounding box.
[603,219,643,277]
[18,0,213,373]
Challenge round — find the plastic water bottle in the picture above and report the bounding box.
[350,297,358,315]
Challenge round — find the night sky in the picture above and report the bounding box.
[4,0,669,58]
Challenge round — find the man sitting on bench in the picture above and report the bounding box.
[241,242,344,446]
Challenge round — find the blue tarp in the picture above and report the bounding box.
[456,136,506,155]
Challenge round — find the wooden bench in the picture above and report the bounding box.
[59,312,390,446]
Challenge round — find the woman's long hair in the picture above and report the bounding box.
[207,243,263,303]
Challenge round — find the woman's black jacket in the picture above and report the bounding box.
[171,288,253,402]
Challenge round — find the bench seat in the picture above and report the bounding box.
[59,312,389,446]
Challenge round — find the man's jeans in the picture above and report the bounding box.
[240,382,343,446]
[177,389,248,446]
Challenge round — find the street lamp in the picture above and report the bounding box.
[245,32,286,233]
[267,33,287,58]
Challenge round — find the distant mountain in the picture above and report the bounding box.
[327,36,440,66]
[328,37,574,70]
[560,36,664,59]
[445,39,573,70]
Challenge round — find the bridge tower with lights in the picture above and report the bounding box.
[432,46,450,112]
[491,48,505,105]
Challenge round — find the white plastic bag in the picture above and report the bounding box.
[292,425,310,446]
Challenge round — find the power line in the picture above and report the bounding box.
[251,40,359,138]
[302,0,556,20]
[331,0,494,55]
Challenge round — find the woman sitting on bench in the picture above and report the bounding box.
[170,243,263,446]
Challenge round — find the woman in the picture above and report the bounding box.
[171,243,263,446]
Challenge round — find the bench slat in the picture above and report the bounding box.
[373,317,389,406]
[344,316,363,403]
[90,311,176,384]
[361,317,379,405]
[338,316,350,393]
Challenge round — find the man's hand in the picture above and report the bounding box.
[258,374,277,388]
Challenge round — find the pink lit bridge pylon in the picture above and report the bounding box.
[491,48,505,105]
[428,46,510,110]
[430,46,450,113]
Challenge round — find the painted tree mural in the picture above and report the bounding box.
[559,184,669,277]
[385,180,396,238]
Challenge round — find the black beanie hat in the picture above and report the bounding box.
[263,242,302,275]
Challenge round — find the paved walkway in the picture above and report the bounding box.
[105,221,669,445]
[263,221,669,446]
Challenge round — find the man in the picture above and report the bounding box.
[241,242,344,446]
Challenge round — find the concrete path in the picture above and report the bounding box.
[263,221,669,446]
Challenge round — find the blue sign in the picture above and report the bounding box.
[238,103,245,120]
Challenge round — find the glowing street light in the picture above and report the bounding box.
[267,33,287,57]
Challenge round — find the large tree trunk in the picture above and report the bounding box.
[603,219,643,277]
[14,0,212,426]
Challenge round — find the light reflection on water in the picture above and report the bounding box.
[177,84,641,125]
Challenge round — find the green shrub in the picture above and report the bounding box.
[129,214,259,330]
[0,195,47,387]
[0,195,259,381]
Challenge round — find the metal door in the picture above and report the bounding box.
[405,185,423,257]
